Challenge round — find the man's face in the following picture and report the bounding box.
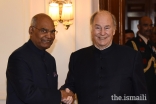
[29,16,55,50]
[125,33,134,43]
[91,12,116,50]
[138,17,153,39]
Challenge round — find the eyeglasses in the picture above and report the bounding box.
[32,26,58,35]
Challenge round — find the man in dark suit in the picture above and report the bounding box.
[61,10,149,104]
[126,16,156,104]
[6,13,74,104]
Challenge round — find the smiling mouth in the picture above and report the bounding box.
[98,36,107,40]
[42,40,52,43]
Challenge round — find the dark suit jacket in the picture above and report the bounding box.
[62,43,149,104]
[6,40,61,104]
[126,35,156,102]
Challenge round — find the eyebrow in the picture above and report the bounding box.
[95,24,111,27]
[41,27,55,31]
[104,25,111,28]
[95,24,101,27]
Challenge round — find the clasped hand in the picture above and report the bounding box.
[61,88,75,104]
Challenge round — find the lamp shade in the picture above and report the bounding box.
[49,3,60,20]
[61,3,74,20]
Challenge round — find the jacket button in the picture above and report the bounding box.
[98,96,102,99]
[100,66,103,70]
[99,76,102,79]
[99,85,102,89]
[100,55,103,59]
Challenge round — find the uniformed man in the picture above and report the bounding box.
[126,16,156,104]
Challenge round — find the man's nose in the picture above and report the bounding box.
[101,28,106,35]
[46,32,53,38]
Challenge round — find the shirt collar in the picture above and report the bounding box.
[27,39,45,56]
[138,34,149,44]
[93,42,114,54]
[94,42,112,50]
[138,33,149,44]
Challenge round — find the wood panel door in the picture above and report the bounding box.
[99,0,156,44]
[125,0,155,35]
[99,0,125,45]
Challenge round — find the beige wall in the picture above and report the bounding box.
[0,0,30,100]
[0,0,99,102]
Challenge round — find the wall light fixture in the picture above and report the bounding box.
[49,0,74,30]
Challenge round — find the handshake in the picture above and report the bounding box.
[60,88,75,104]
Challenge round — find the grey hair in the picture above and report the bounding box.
[90,10,117,30]
[30,15,37,26]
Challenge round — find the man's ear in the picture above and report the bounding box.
[29,26,33,35]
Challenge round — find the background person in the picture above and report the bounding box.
[126,16,156,104]
[150,26,156,47]
[124,29,135,43]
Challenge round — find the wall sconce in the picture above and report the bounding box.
[49,0,74,30]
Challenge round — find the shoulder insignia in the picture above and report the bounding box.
[144,56,155,73]
[131,41,138,51]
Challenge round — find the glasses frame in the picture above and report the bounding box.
[32,26,58,35]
